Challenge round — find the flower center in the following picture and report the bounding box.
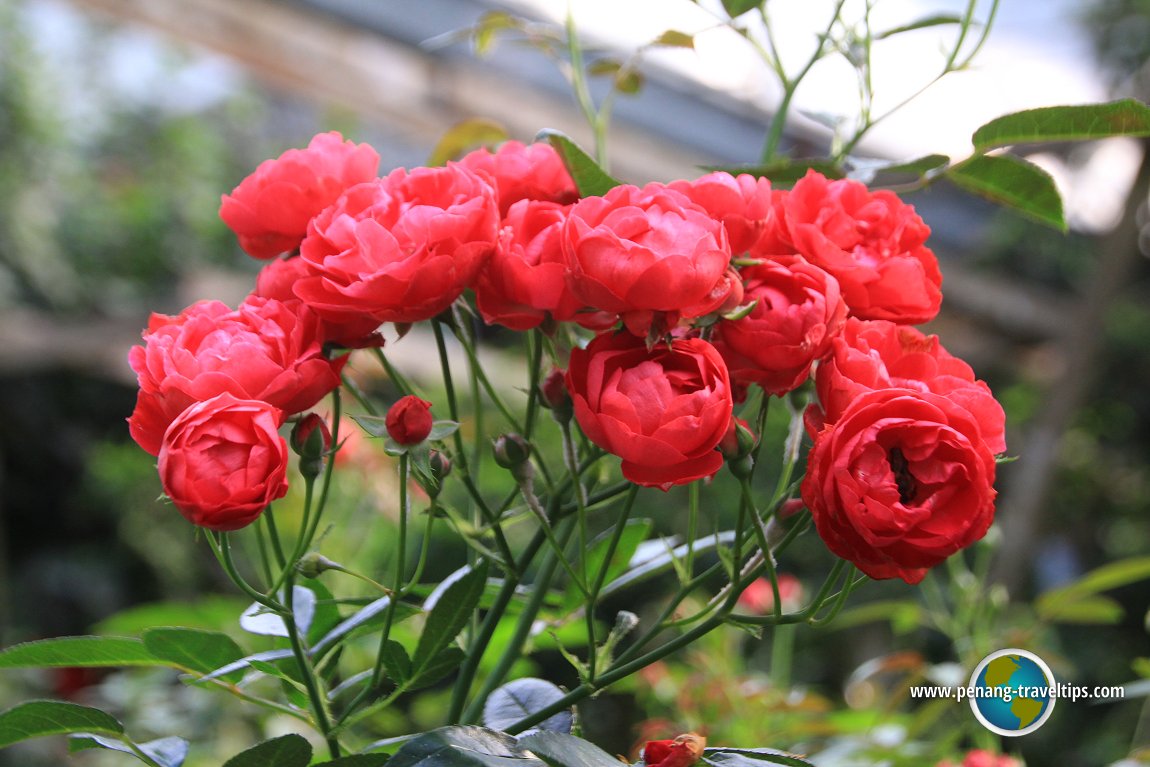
[888,447,918,505]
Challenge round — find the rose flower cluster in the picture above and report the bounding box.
[127,130,1005,583]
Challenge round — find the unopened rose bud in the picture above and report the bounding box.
[297,552,341,579]
[291,413,331,480]
[777,498,805,520]
[419,449,453,498]
[539,368,573,424]
[492,433,531,469]
[386,395,434,446]
[719,417,756,460]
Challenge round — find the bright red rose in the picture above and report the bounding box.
[801,388,997,584]
[667,171,775,255]
[773,170,942,324]
[386,395,434,445]
[712,255,847,397]
[253,256,384,347]
[294,165,499,324]
[562,183,732,337]
[737,573,804,615]
[473,200,582,330]
[219,131,380,259]
[566,332,733,489]
[158,393,289,531]
[815,317,1006,454]
[457,140,578,216]
[642,734,706,767]
[128,297,344,456]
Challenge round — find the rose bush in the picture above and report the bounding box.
[219,131,380,259]
[565,331,733,489]
[127,296,343,455]
[801,388,998,584]
[157,393,290,531]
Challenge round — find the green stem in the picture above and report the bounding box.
[283,570,342,759]
[209,532,284,612]
[372,347,416,397]
[370,452,409,691]
[565,4,608,166]
[584,486,639,681]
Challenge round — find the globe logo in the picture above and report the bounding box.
[968,649,1056,736]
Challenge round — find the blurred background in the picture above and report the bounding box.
[1,0,1149,765]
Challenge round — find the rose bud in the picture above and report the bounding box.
[291,413,331,479]
[539,367,573,424]
[385,395,434,446]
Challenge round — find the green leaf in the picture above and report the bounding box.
[473,11,523,56]
[312,595,421,655]
[222,734,312,767]
[428,420,461,441]
[564,520,651,611]
[351,414,389,438]
[854,154,950,187]
[721,0,761,18]
[972,99,1150,151]
[240,586,314,638]
[314,756,391,767]
[482,678,572,734]
[69,734,189,767]
[614,69,644,95]
[831,600,925,634]
[704,747,816,767]
[945,155,1065,230]
[1045,556,1150,602]
[0,700,123,748]
[537,130,621,197]
[387,726,542,767]
[1037,595,1125,625]
[0,636,163,669]
[409,647,466,690]
[380,640,412,685]
[429,119,509,166]
[415,560,489,667]
[303,578,344,647]
[652,30,695,49]
[1132,657,1150,679]
[94,597,250,637]
[875,14,966,40]
[142,627,246,682]
[517,731,620,767]
[701,159,845,186]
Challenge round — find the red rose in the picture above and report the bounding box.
[158,393,289,531]
[801,388,997,584]
[253,256,384,348]
[219,131,380,259]
[773,170,942,324]
[936,751,1020,767]
[667,171,775,255]
[386,395,434,445]
[642,734,706,767]
[737,573,804,615]
[562,183,732,337]
[457,140,578,216]
[473,200,582,330]
[566,332,733,489]
[294,165,499,324]
[712,255,847,397]
[815,318,1006,454]
[128,297,343,456]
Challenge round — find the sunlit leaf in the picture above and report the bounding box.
[875,14,966,40]
[704,747,816,766]
[429,119,509,166]
[0,700,123,748]
[474,11,523,56]
[239,587,315,638]
[517,731,620,766]
[652,30,695,49]
[142,628,245,682]
[69,734,189,767]
[536,129,620,197]
[945,155,1065,230]
[0,636,162,669]
[482,678,572,734]
[386,726,541,767]
[721,0,761,19]
[1037,595,1125,625]
[972,99,1150,151]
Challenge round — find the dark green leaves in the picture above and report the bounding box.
[536,130,620,197]
[945,155,1065,231]
[0,636,164,669]
[517,731,622,767]
[703,747,816,767]
[222,734,312,767]
[416,560,489,670]
[721,0,761,19]
[142,627,246,682]
[387,726,539,767]
[0,700,123,748]
[973,99,1150,151]
[482,678,572,733]
[70,734,189,767]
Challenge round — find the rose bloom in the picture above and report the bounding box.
[667,171,775,256]
[712,255,846,397]
[566,332,733,489]
[457,140,578,216]
[642,734,706,767]
[936,751,1020,767]
[386,395,434,445]
[801,388,997,584]
[128,297,343,456]
[562,183,733,337]
[815,317,1006,454]
[158,394,289,531]
[294,164,499,324]
[473,200,583,330]
[219,131,380,259]
[737,573,804,615]
[771,170,942,324]
[253,256,383,348]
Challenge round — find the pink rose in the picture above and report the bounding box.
[128,297,342,456]
[294,164,499,324]
[219,131,380,259]
[815,318,1006,454]
[158,394,289,531]
[713,255,847,397]
[253,256,383,348]
[457,140,578,216]
[562,183,732,337]
[667,171,776,255]
[566,332,733,489]
[772,170,942,324]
